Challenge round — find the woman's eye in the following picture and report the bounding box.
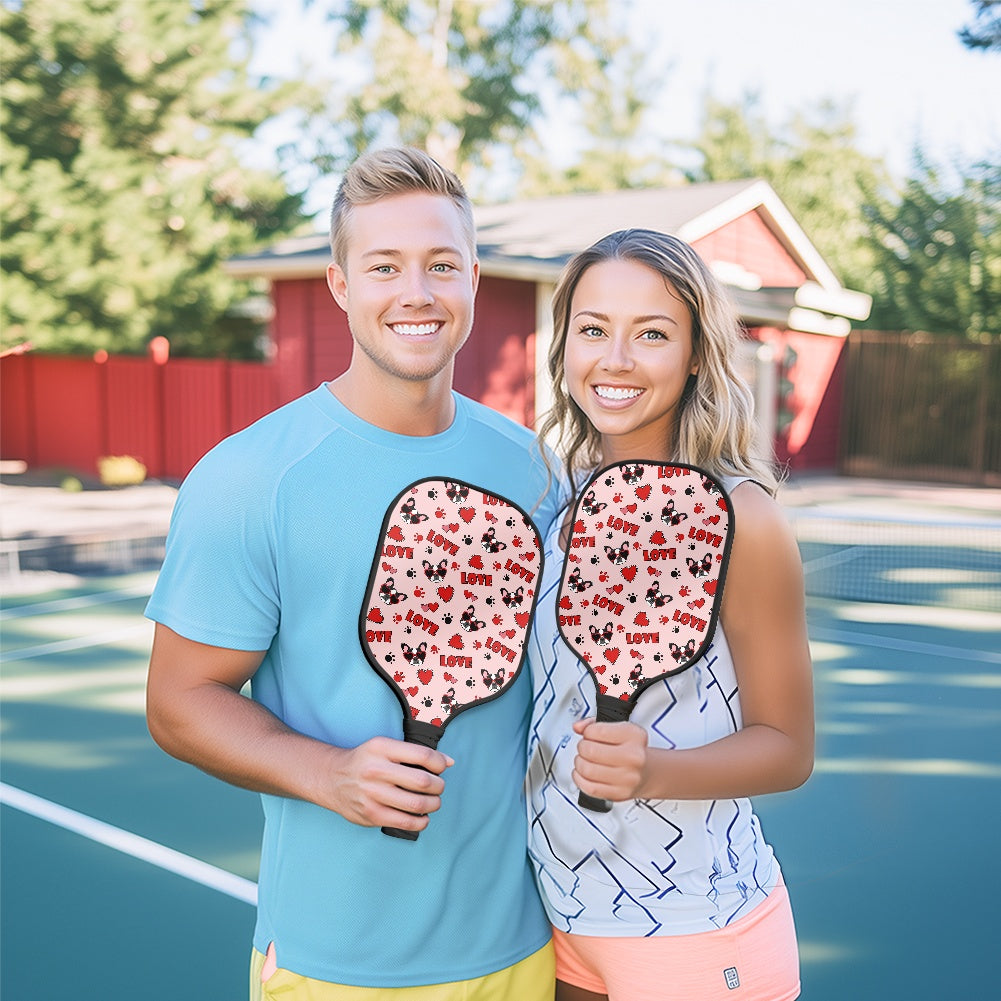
[640,329,666,341]
[431,262,456,273]
[581,326,604,338]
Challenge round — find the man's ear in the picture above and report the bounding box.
[327,262,348,311]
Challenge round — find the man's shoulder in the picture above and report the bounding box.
[458,394,536,449]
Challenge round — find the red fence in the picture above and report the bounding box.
[1,353,281,481]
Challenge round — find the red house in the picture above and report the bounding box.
[232,178,872,469]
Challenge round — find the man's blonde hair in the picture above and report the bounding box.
[329,146,476,269]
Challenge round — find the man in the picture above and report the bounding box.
[145,147,557,999]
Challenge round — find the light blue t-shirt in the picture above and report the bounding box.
[146,385,558,987]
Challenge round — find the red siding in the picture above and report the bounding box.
[1,353,280,481]
[456,277,537,426]
[692,211,808,287]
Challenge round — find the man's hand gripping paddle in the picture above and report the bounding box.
[360,478,543,839]
[556,462,734,812]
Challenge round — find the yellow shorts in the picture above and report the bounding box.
[249,941,554,1001]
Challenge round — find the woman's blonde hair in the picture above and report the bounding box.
[329,146,476,269]
[539,228,778,499]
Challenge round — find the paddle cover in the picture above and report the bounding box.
[361,477,543,838]
[556,462,734,810]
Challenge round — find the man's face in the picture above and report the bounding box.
[327,192,479,391]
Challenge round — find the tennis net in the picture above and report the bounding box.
[791,511,1001,613]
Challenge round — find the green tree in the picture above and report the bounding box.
[311,0,656,195]
[1,0,308,357]
[958,0,1001,51]
[863,151,1001,342]
[686,94,890,291]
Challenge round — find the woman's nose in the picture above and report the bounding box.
[600,336,634,372]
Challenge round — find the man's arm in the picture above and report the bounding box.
[146,623,452,833]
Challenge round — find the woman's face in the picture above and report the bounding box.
[563,258,698,463]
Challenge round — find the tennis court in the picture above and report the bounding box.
[2,485,1000,999]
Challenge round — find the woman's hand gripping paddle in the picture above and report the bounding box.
[360,478,543,839]
[556,462,734,812]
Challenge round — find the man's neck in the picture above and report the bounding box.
[327,370,456,437]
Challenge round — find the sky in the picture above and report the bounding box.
[249,0,1000,220]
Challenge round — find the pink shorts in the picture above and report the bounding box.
[552,881,800,1001]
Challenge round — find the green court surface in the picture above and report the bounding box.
[2,570,1000,999]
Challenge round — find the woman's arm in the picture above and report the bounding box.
[572,481,814,802]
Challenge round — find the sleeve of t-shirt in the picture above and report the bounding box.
[145,443,280,652]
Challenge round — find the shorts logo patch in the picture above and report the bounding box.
[724,966,740,990]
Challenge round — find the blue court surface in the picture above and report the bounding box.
[2,567,1000,999]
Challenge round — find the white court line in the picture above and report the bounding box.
[0,584,153,621]
[0,782,257,905]
[1,624,151,662]
[809,625,1001,664]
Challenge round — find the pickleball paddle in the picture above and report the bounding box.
[360,477,543,839]
[556,461,734,811]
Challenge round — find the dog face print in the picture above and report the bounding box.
[686,553,713,578]
[500,586,524,608]
[481,667,507,692]
[581,489,607,516]
[422,558,448,582]
[645,580,671,607]
[379,577,407,604]
[589,621,613,646]
[481,526,507,553]
[604,542,629,565]
[460,605,485,632]
[661,499,688,527]
[400,496,428,523]
[567,567,593,592]
[401,641,427,666]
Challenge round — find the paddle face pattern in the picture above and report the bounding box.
[556,462,734,810]
[360,477,543,838]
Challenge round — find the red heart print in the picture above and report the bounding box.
[515,611,530,628]
[687,598,706,609]
[445,523,460,533]
[594,665,606,675]
[559,595,573,610]
[438,586,454,602]
[501,629,516,639]
[718,497,728,510]
[367,607,384,623]
[521,551,536,561]
[574,520,586,533]
[621,504,637,514]
[636,484,651,501]
[603,648,620,664]
[622,565,638,582]
[630,649,643,660]
[459,507,476,523]
[609,584,623,594]
[469,554,484,570]
[421,602,440,612]
[634,610,649,626]
[388,525,405,542]
[417,669,433,685]
[449,634,464,650]
[703,580,718,596]
[705,514,720,525]
[407,686,419,697]
[650,530,667,545]
[381,562,394,572]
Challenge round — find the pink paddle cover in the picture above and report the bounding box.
[557,462,733,708]
[361,478,543,733]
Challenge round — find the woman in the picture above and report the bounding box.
[527,229,814,1001]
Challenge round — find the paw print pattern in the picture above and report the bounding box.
[557,462,732,705]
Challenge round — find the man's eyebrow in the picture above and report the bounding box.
[360,246,465,258]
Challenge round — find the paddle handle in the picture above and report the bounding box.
[576,694,633,814]
[381,720,443,841]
